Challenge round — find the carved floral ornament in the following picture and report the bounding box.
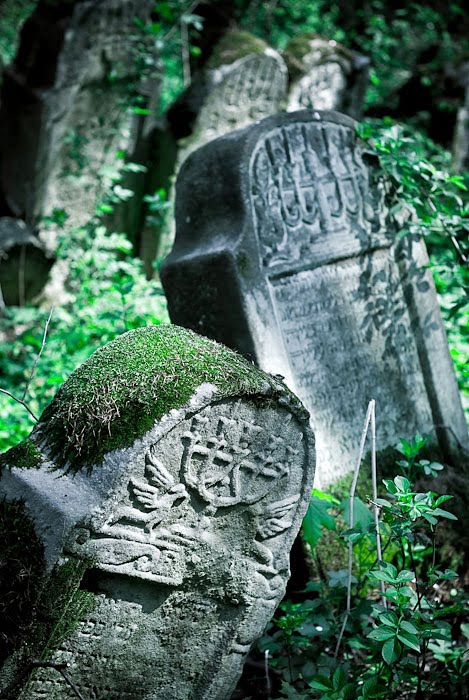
[67,400,306,600]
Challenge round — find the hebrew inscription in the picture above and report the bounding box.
[272,251,433,478]
[251,122,390,273]
[197,53,288,145]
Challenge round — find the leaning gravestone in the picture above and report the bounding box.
[0,0,156,229]
[154,31,288,262]
[0,325,314,700]
[284,34,369,119]
[0,217,53,306]
[161,111,468,487]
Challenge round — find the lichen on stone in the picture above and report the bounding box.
[283,32,354,81]
[33,325,287,472]
[207,30,268,69]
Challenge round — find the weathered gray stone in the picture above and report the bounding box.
[452,80,469,172]
[0,217,53,306]
[156,31,288,262]
[161,111,468,486]
[0,325,314,700]
[284,34,369,119]
[0,0,157,229]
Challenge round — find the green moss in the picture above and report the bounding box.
[35,325,289,472]
[207,30,268,69]
[0,498,46,666]
[0,439,44,476]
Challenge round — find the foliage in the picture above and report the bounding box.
[0,0,36,65]
[357,118,469,412]
[0,221,169,452]
[258,440,469,700]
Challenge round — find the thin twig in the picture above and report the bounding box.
[264,649,271,699]
[371,401,387,608]
[180,17,191,87]
[22,307,53,402]
[335,400,374,657]
[0,388,38,421]
[161,0,200,43]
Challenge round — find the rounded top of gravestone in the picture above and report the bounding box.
[21,325,306,472]
[284,33,368,80]
[206,30,270,69]
[0,217,38,251]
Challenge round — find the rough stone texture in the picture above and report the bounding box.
[0,0,156,229]
[161,111,468,487]
[0,217,53,306]
[157,31,288,261]
[284,34,369,119]
[0,325,315,700]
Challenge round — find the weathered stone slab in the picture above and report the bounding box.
[161,111,468,486]
[0,0,156,229]
[284,34,369,119]
[156,31,288,262]
[0,217,53,305]
[0,325,314,700]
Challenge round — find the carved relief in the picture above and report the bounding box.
[67,400,305,597]
[250,122,390,272]
[196,53,287,144]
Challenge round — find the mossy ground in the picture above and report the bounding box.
[207,30,268,69]
[33,325,282,472]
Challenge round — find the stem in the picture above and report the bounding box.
[371,401,386,607]
[180,17,191,87]
[335,399,374,657]
[22,307,54,402]
[0,388,38,422]
[264,649,271,699]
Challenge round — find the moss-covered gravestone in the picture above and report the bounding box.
[0,326,314,700]
[284,34,369,119]
[161,110,468,487]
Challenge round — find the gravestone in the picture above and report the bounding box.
[0,217,53,306]
[0,325,314,700]
[284,34,369,119]
[155,31,288,262]
[452,81,469,172]
[0,0,156,230]
[161,111,468,487]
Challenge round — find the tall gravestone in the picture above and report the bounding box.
[153,31,288,262]
[161,111,468,486]
[284,34,369,119]
[0,325,315,700]
[0,0,156,230]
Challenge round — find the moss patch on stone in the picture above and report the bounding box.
[0,498,46,667]
[34,325,286,472]
[207,30,268,69]
[0,439,44,476]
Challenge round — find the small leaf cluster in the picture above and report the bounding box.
[258,438,469,700]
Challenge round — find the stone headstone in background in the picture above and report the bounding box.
[452,78,469,172]
[0,217,53,306]
[0,0,157,231]
[152,31,288,263]
[284,34,369,119]
[161,111,468,487]
[0,325,314,700]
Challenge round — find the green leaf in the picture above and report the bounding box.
[382,638,401,665]
[379,611,399,628]
[400,620,419,635]
[397,630,420,652]
[432,507,457,520]
[309,675,332,691]
[368,627,395,642]
[302,495,336,549]
[340,496,374,530]
[333,667,346,690]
